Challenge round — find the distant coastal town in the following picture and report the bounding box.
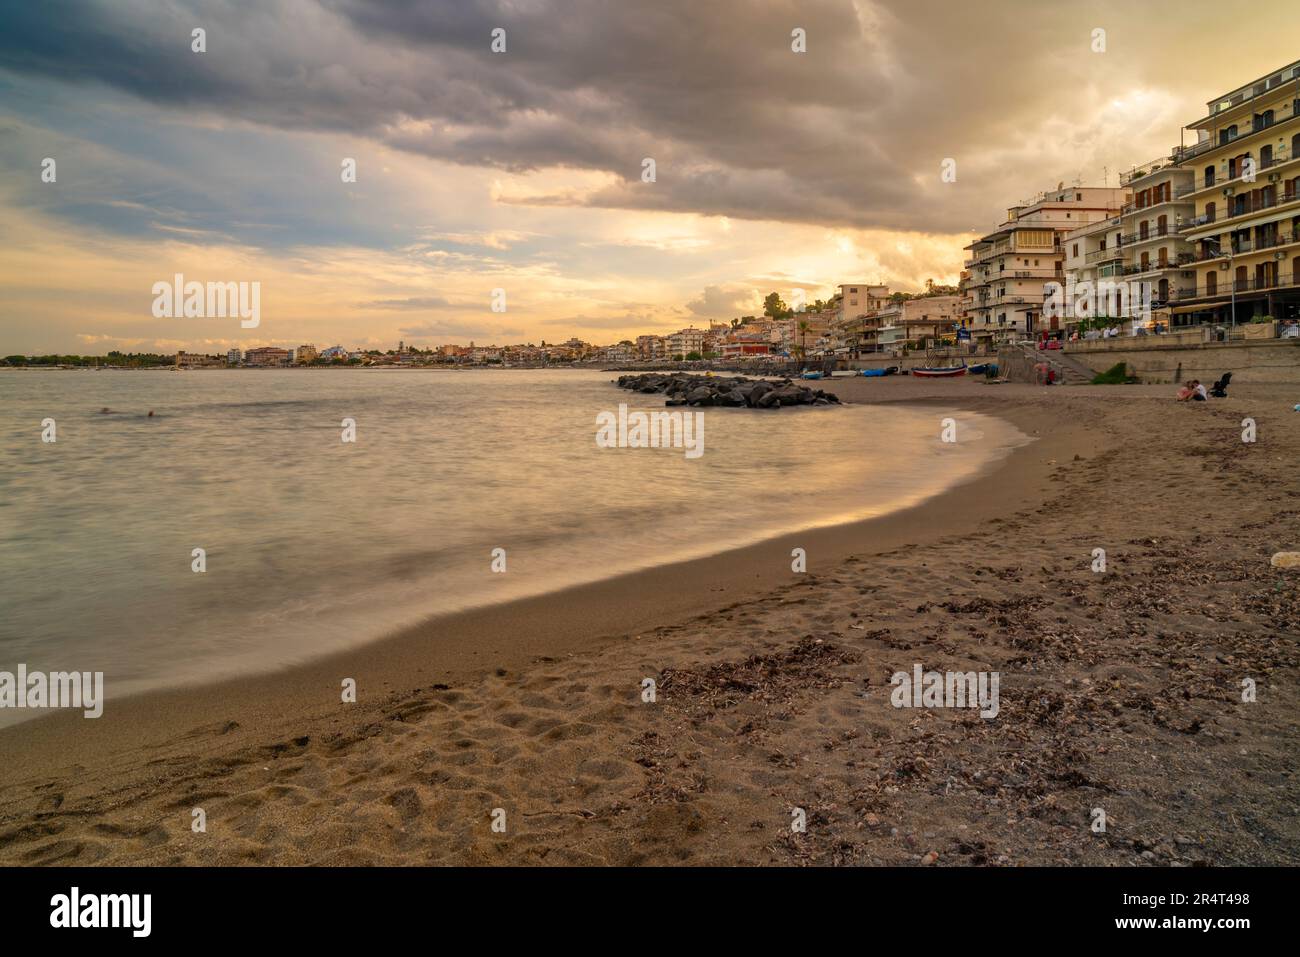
[6,58,1299,376]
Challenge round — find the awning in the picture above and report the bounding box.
[1171,303,1217,314]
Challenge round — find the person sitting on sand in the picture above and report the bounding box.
[1176,381,1195,402]
[1192,379,1208,401]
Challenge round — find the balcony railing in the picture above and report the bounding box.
[1205,67,1300,119]
[1192,146,1297,193]
[1175,100,1300,162]
[1120,226,1171,244]
[1120,157,1178,186]
[1122,261,1176,275]
[1180,190,1300,232]
[1193,272,1298,297]
[1194,230,1300,261]
[1085,247,1124,263]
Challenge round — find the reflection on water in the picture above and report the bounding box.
[0,369,1026,713]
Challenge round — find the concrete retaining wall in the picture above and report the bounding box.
[1062,338,1300,384]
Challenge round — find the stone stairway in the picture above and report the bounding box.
[999,344,1097,385]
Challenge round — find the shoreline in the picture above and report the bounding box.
[4,377,1294,866]
[0,388,1068,779]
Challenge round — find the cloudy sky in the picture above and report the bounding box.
[1,0,1296,353]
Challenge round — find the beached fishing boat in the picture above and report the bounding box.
[910,364,967,378]
[860,366,899,377]
[800,371,824,380]
[966,363,990,375]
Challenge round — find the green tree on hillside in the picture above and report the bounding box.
[763,292,790,320]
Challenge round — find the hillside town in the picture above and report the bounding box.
[7,59,1298,377]
[173,58,1300,372]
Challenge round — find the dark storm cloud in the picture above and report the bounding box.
[0,0,1246,233]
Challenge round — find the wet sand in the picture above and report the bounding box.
[1,376,1296,865]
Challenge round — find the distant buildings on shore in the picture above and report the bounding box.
[24,61,1297,371]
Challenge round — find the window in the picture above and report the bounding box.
[1206,272,1217,296]
[1072,243,1079,257]
[1205,165,1215,188]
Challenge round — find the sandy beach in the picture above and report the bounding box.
[1,376,1296,866]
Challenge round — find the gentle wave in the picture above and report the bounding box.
[0,369,1027,720]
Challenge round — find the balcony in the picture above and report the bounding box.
[1190,272,1299,298]
[1120,157,1177,186]
[1188,145,1297,196]
[1174,100,1299,163]
[1193,229,1300,261]
[1120,226,1172,245]
[1180,191,1300,233]
[1085,246,1124,263]
[1122,261,1177,276]
[1201,65,1300,121]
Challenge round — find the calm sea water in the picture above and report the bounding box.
[0,369,1025,718]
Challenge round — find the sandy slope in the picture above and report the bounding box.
[1,377,1296,865]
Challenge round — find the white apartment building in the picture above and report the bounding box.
[666,326,707,358]
[1062,215,1125,321]
[961,186,1128,344]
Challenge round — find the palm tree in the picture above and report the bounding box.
[798,319,811,369]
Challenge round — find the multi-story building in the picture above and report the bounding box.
[175,350,224,369]
[832,284,889,353]
[857,295,961,353]
[666,327,707,359]
[242,346,293,367]
[781,306,837,357]
[718,328,772,359]
[961,186,1128,345]
[320,345,350,361]
[294,344,319,364]
[1118,156,1198,314]
[226,347,242,365]
[837,284,890,324]
[635,334,666,360]
[1061,215,1126,324]
[1172,59,1300,325]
